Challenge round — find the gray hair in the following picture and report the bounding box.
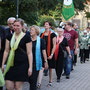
[7,17,16,23]
[24,23,27,28]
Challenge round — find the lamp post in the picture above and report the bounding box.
[16,0,19,18]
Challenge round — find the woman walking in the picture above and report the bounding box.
[1,19,32,90]
[55,27,71,82]
[0,26,6,90]
[29,25,48,90]
[40,21,56,86]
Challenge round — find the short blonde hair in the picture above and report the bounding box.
[30,25,40,35]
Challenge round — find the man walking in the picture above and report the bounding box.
[63,22,78,79]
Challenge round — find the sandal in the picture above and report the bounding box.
[47,82,52,87]
[37,83,41,89]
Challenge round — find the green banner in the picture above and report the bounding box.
[62,0,75,21]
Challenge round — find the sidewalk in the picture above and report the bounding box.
[22,57,90,90]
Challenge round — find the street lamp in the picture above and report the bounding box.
[16,0,19,18]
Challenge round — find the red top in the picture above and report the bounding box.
[64,29,78,50]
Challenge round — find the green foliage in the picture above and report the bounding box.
[85,12,90,18]
[38,0,58,14]
[36,15,56,27]
[0,0,88,25]
[73,0,86,10]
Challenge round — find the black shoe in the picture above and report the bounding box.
[62,72,66,76]
[44,73,48,76]
[57,79,60,83]
[80,61,83,64]
[71,68,74,71]
[73,63,76,66]
[66,75,70,79]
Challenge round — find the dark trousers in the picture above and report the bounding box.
[80,49,88,62]
[86,49,89,59]
[28,68,39,90]
[0,87,3,90]
[55,57,64,79]
[74,54,77,64]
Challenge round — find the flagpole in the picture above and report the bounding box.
[16,0,19,19]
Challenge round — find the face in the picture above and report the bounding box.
[84,33,87,35]
[8,19,15,30]
[58,29,64,36]
[86,28,90,32]
[13,22,23,34]
[65,23,70,30]
[30,27,37,36]
[44,22,51,29]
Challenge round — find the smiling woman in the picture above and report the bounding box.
[2,18,33,90]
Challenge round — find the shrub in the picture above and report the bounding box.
[36,15,56,27]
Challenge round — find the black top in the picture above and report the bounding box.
[32,38,46,69]
[5,33,32,81]
[0,26,6,67]
[58,37,68,59]
[59,37,68,51]
[5,28,14,37]
[40,33,56,54]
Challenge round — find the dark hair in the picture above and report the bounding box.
[87,27,90,29]
[43,21,52,26]
[72,23,74,27]
[14,18,24,26]
[66,22,72,27]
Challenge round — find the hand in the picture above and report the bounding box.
[44,62,48,70]
[69,55,72,59]
[28,68,32,76]
[1,65,4,73]
[74,50,77,55]
[47,54,53,60]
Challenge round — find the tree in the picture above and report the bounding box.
[0,0,87,25]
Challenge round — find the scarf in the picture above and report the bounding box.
[36,36,42,71]
[4,32,24,76]
[41,31,51,57]
[55,36,64,60]
[0,68,5,86]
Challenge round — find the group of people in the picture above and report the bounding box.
[0,17,90,90]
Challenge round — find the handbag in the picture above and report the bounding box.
[60,45,67,59]
[0,68,5,86]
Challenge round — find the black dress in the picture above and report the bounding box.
[55,37,68,79]
[5,34,32,81]
[40,33,56,68]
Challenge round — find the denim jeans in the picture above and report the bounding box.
[65,50,73,75]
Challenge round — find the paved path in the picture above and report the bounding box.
[22,56,90,90]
